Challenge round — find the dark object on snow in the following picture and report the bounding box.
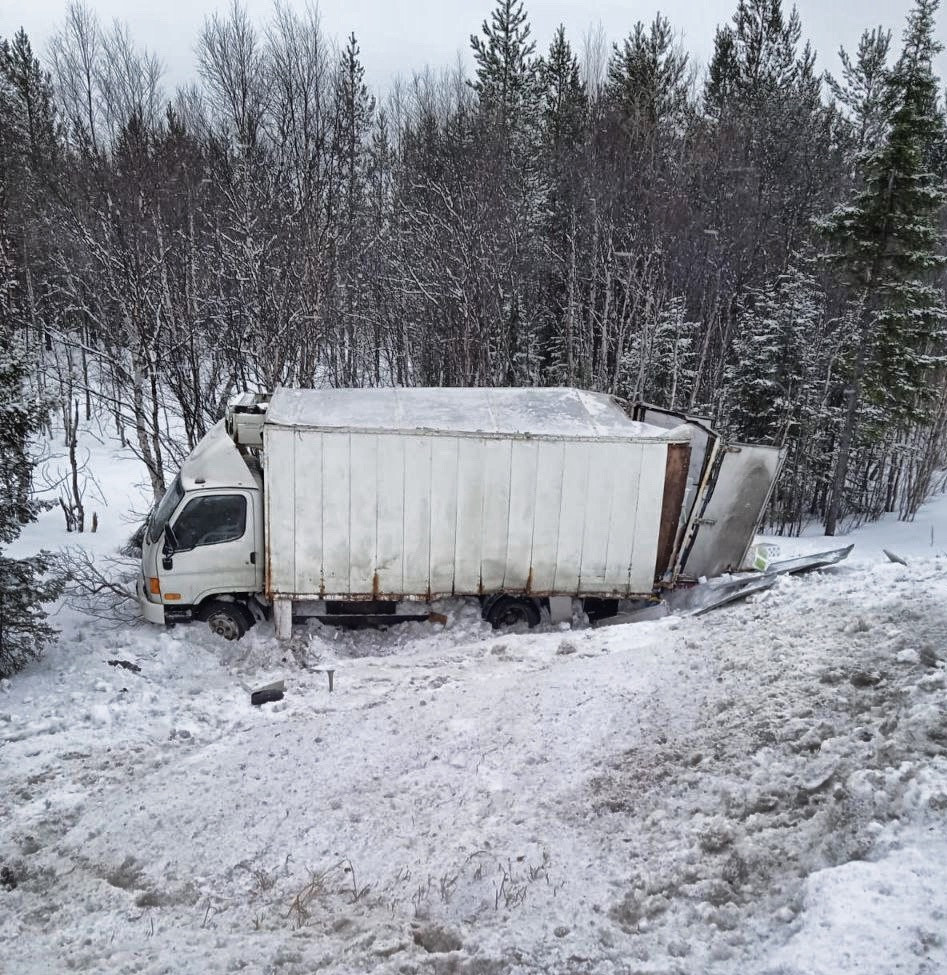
[0,865,18,890]
[850,670,884,688]
[412,922,463,953]
[251,679,285,706]
[107,659,141,673]
[883,548,908,566]
[307,668,336,691]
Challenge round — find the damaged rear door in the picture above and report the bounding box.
[675,442,785,579]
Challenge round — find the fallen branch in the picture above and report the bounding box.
[51,546,141,628]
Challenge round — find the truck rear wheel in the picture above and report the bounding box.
[200,600,253,641]
[484,596,541,629]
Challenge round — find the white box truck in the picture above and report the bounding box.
[136,387,783,639]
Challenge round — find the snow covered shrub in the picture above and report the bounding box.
[0,553,61,677]
[0,329,62,676]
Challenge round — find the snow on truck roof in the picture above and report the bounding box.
[265,386,690,442]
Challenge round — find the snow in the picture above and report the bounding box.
[2,423,947,974]
[266,386,687,441]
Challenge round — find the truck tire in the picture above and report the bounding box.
[199,600,253,641]
[484,596,541,629]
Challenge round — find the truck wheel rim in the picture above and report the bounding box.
[208,613,240,640]
[499,606,527,626]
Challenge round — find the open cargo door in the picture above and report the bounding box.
[632,404,719,579]
[632,403,785,582]
[675,442,785,579]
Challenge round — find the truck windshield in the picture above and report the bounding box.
[149,475,184,543]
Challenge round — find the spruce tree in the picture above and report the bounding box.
[0,249,61,677]
[726,261,828,444]
[821,0,947,534]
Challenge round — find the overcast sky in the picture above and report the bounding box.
[2,0,945,98]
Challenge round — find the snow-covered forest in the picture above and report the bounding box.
[1,0,946,540]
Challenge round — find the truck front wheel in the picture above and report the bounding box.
[484,596,541,629]
[200,600,253,641]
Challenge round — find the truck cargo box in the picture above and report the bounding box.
[263,386,691,601]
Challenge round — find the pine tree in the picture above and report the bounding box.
[826,27,892,161]
[540,25,585,152]
[331,33,375,385]
[469,0,539,131]
[606,15,689,137]
[0,30,58,173]
[705,0,803,116]
[821,0,947,534]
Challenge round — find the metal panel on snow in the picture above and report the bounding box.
[679,444,784,580]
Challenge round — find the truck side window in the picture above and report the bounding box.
[172,495,247,549]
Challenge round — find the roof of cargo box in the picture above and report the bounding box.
[265,386,690,442]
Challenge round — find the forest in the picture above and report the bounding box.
[0,0,945,571]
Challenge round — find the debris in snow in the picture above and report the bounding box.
[883,548,909,566]
[850,670,884,688]
[250,679,285,705]
[106,659,141,673]
[411,922,464,953]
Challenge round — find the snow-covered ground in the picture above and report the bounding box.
[2,424,947,974]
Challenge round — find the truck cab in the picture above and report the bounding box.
[137,418,265,639]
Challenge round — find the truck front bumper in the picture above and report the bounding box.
[137,578,167,625]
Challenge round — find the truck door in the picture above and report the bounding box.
[675,444,785,579]
[160,490,261,606]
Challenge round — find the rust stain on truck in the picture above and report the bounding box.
[655,442,691,579]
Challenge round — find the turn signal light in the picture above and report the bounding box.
[164,593,181,601]
[148,577,161,595]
